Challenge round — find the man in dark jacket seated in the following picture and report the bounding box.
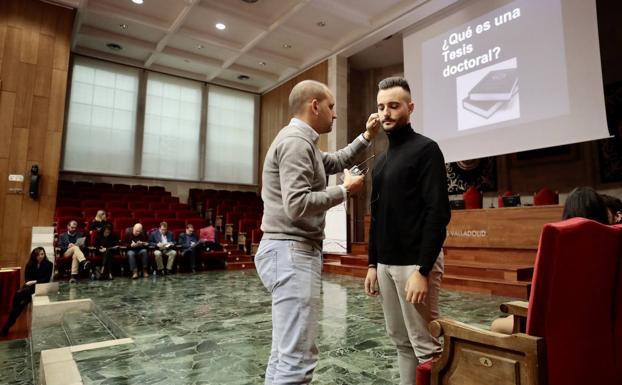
[178,224,200,273]
[58,220,91,283]
[124,223,149,279]
[149,222,177,276]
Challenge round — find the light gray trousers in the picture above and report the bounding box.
[255,239,322,385]
[377,251,444,385]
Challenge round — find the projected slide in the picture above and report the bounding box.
[404,0,608,163]
[420,0,568,141]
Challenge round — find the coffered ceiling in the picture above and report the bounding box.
[44,0,452,93]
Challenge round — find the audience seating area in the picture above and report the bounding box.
[188,188,263,254]
[53,181,263,277]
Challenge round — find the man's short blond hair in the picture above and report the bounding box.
[288,80,330,115]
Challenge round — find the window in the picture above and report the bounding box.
[63,58,139,175]
[62,57,259,185]
[142,73,202,180]
[205,86,257,184]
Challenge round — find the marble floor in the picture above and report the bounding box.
[1,271,511,385]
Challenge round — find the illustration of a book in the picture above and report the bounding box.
[468,68,518,101]
[463,86,518,119]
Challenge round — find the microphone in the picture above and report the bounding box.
[350,154,376,176]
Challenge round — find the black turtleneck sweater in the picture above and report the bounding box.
[368,124,450,276]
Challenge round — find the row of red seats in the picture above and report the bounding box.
[461,187,560,209]
[58,181,167,193]
[55,208,198,221]
[57,194,178,207]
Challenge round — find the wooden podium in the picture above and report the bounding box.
[357,206,563,298]
[442,205,563,298]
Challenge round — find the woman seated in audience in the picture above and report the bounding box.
[89,210,112,233]
[491,186,609,334]
[94,224,119,280]
[1,247,53,336]
[600,194,622,224]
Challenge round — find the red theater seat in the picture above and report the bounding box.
[423,218,622,385]
[132,210,154,218]
[533,187,559,206]
[462,186,483,209]
[128,202,149,211]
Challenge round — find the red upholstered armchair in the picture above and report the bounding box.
[418,218,622,385]
[533,187,559,206]
[462,186,483,209]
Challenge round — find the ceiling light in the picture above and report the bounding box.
[132,0,143,4]
[196,44,204,49]
[215,23,226,30]
[106,43,123,51]
[282,43,291,49]
[119,23,128,30]
[258,61,266,66]
[316,21,326,27]
[237,75,250,80]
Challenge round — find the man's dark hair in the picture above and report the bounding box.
[378,77,411,94]
[562,186,608,225]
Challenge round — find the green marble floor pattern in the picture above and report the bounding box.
[1,270,511,385]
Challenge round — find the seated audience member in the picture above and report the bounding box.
[600,194,622,224]
[149,222,177,276]
[89,210,112,233]
[94,224,119,280]
[491,186,609,334]
[561,186,609,224]
[1,247,53,336]
[58,220,91,283]
[199,220,221,251]
[124,223,149,279]
[178,224,199,273]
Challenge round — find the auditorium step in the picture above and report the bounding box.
[351,242,368,254]
[444,260,533,281]
[442,274,531,299]
[227,254,253,263]
[444,247,537,266]
[226,261,255,270]
[323,261,368,278]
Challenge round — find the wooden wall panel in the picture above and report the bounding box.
[0,0,74,268]
[259,61,328,182]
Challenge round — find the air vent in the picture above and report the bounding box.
[241,0,258,3]
[237,75,250,80]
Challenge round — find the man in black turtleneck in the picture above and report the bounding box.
[364,77,450,385]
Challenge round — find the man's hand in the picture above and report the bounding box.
[343,168,364,194]
[405,270,428,304]
[99,247,106,252]
[364,268,379,296]
[365,113,381,140]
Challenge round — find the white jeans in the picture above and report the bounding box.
[377,251,444,385]
[255,239,322,385]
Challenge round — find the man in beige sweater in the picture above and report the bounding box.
[256,79,380,384]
